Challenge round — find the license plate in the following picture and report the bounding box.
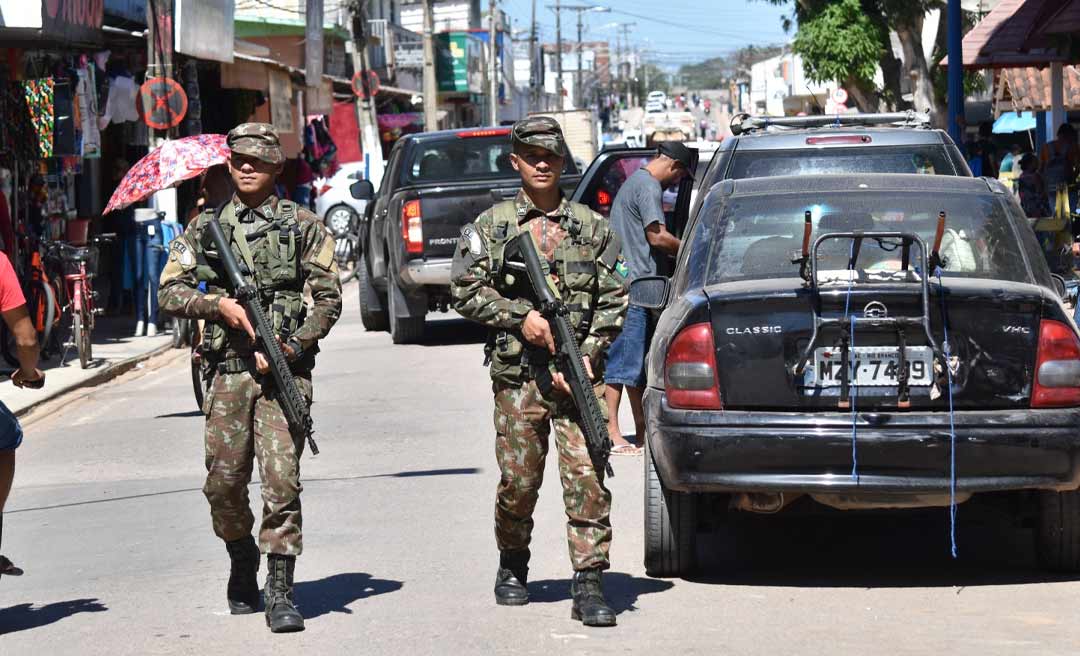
[814,346,933,387]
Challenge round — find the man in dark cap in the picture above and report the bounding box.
[603,140,690,454]
[158,122,342,633]
[450,116,628,627]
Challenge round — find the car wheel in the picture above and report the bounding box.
[357,254,389,332]
[644,438,697,577]
[1037,489,1080,571]
[324,204,356,236]
[387,273,425,344]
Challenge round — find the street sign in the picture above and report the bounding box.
[138,77,188,130]
[834,102,848,113]
[832,87,849,105]
[352,70,381,99]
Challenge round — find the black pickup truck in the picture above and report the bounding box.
[351,127,583,343]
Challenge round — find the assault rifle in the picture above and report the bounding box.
[206,216,319,456]
[504,233,613,477]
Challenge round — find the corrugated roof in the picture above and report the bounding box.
[941,0,1067,68]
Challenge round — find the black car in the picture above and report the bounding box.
[631,173,1080,577]
[350,127,582,343]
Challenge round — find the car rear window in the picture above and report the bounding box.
[403,134,576,185]
[727,145,958,178]
[697,191,1035,286]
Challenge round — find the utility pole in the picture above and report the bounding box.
[575,8,583,110]
[423,0,439,131]
[555,0,563,110]
[946,0,963,145]
[530,0,538,112]
[488,0,498,125]
[348,1,385,185]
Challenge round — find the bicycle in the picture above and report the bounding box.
[44,234,115,369]
[1,233,60,368]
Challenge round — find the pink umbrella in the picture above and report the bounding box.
[103,134,231,214]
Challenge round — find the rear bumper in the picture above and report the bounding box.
[398,257,452,289]
[644,388,1080,495]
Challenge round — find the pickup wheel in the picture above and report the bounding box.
[388,274,425,344]
[1037,490,1080,571]
[358,254,389,332]
[644,438,697,578]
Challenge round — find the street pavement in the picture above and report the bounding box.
[3,283,1080,654]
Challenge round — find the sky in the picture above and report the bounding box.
[498,0,794,70]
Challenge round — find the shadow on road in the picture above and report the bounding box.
[688,502,1080,589]
[296,573,403,619]
[0,598,107,634]
[417,318,486,348]
[528,573,673,615]
[155,410,204,419]
[307,467,482,483]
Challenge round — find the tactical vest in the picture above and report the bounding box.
[486,200,602,384]
[196,200,308,361]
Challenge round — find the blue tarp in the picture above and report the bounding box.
[992,111,1037,134]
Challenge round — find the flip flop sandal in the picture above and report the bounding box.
[611,443,643,455]
[0,555,23,576]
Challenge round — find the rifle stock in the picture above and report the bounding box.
[505,233,613,477]
[206,216,319,455]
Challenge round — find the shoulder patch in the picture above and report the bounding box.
[614,258,630,279]
[170,240,196,268]
[462,224,483,256]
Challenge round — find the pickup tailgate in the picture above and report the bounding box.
[412,181,520,259]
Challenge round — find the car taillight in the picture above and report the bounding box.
[806,135,872,145]
[596,189,612,207]
[665,322,722,410]
[319,184,332,195]
[457,128,512,138]
[402,199,424,254]
[1032,319,1080,407]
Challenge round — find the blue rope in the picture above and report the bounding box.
[936,267,959,559]
[845,241,859,482]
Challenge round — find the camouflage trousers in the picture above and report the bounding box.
[493,379,612,571]
[203,370,312,556]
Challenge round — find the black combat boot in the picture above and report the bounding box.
[225,536,260,614]
[570,569,616,627]
[494,549,530,606]
[264,554,305,633]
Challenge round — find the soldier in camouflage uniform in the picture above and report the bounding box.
[158,123,342,633]
[450,117,628,627]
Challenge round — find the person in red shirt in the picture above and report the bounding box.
[0,250,45,578]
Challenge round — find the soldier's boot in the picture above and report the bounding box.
[570,569,616,627]
[264,554,305,633]
[494,549,530,606]
[225,536,260,614]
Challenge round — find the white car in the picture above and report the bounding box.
[315,162,369,235]
[645,100,665,113]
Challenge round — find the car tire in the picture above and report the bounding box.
[644,438,697,578]
[357,254,389,332]
[1037,489,1080,571]
[387,273,425,344]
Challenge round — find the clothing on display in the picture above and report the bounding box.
[22,78,55,159]
[52,79,77,157]
[75,63,101,158]
[133,209,165,332]
[101,75,139,127]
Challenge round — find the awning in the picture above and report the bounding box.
[1027,0,1080,41]
[940,0,1068,69]
[992,111,1037,134]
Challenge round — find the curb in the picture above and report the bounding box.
[13,342,179,419]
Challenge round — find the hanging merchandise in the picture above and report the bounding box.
[0,67,37,163]
[23,78,56,159]
[76,62,101,158]
[101,75,140,128]
[53,78,77,157]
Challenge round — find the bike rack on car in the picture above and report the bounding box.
[792,212,948,409]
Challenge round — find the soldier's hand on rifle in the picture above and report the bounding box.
[522,310,555,354]
[219,297,256,341]
[551,356,592,395]
[254,338,297,375]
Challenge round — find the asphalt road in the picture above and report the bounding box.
[3,283,1080,654]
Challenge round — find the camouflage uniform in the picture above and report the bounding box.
[451,184,628,571]
[158,124,342,558]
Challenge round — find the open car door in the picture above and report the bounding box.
[570,147,697,275]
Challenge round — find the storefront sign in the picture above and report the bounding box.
[268,69,294,134]
[43,0,104,42]
[436,32,483,94]
[304,0,323,87]
[174,0,235,64]
[138,77,188,130]
[394,41,424,69]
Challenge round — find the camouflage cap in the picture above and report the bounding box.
[511,116,566,157]
[226,122,284,165]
